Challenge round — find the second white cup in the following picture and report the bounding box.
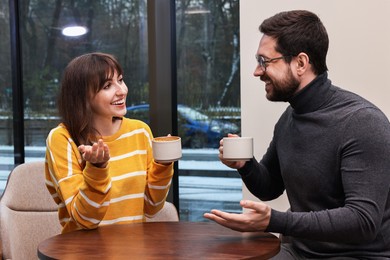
[222,137,253,161]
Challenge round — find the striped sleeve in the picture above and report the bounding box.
[45,125,112,230]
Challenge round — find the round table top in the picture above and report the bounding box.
[38,221,280,259]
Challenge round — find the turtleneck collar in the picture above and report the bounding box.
[288,72,333,114]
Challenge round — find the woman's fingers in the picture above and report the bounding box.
[78,139,110,164]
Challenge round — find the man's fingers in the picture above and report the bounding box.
[203,212,231,227]
[240,200,270,220]
[205,209,241,222]
[240,200,263,211]
[204,210,229,221]
[204,211,247,232]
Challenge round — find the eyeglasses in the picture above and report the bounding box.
[255,55,289,71]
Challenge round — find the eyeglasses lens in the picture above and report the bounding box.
[256,55,266,70]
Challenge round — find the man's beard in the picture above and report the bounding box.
[264,69,300,102]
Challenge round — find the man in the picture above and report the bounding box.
[204,10,390,259]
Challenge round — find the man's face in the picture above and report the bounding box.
[254,35,300,102]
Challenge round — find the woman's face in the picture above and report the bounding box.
[90,71,128,121]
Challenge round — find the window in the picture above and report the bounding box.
[2,0,149,192]
[0,1,12,191]
[176,0,241,221]
[1,0,241,222]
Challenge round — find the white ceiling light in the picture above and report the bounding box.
[61,26,88,37]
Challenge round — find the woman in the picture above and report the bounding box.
[45,52,174,233]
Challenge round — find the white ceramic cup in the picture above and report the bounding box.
[152,136,182,163]
[222,137,254,161]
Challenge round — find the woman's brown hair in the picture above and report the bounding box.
[57,52,123,147]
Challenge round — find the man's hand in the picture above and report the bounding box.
[219,133,247,169]
[78,139,110,168]
[203,200,271,232]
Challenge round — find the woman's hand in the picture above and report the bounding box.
[78,139,110,168]
[219,133,247,169]
[155,133,174,166]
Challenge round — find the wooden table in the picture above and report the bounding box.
[38,222,280,259]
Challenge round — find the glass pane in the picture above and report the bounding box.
[175,0,242,221]
[0,1,12,193]
[19,0,148,160]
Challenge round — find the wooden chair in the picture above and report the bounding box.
[0,161,178,259]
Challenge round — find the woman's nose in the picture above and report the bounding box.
[116,83,128,95]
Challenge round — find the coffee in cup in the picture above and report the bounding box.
[152,136,182,163]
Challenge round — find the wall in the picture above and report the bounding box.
[239,0,390,211]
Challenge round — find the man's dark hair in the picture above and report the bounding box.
[260,10,329,75]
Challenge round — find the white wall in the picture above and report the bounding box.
[240,0,390,211]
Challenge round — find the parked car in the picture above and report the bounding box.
[126,104,239,148]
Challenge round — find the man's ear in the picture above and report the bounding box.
[296,52,310,76]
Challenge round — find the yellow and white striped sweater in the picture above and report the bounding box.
[45,118,174,233]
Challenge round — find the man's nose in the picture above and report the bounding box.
[253,65,264,77]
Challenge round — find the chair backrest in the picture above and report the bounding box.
[0,161,61,260]
[146,201,179,222]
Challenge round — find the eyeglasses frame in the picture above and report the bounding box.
[255,55,291,72]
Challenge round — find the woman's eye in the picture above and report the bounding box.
[103,83,111,89]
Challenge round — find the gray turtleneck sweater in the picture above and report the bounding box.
[239,73,390,258]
